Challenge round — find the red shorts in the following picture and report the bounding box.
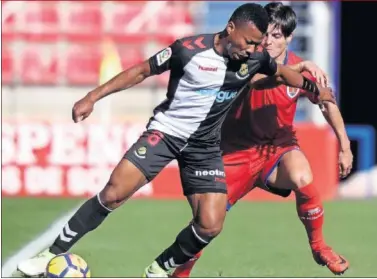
[224,145,299,208]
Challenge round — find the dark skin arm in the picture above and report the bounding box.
[251,64,335,103]
[72,60,152,123]
[251,60,328,89]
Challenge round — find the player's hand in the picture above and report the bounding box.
[301,61,329,87]
[72,95,95,123]
[317,86,336,104]
[338,148,353,178]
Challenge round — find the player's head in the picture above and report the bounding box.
[225,3,269,60]
[263,2,297,59]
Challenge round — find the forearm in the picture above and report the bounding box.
[87,62,150,102]
[250,62,308,90]
[276,64,322,95]
[250,75,282,90]
[276,64,306,88]
[321,101,350,151]
[287,62,304,73]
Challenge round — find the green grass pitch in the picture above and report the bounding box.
[2,198,377,277]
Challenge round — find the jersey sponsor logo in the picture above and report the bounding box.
[156,47,172,66]
[195,169,225,177]
[196,89,237,103]
[198,65,218,72]
[286,86,300,98]
[216,91,237,103]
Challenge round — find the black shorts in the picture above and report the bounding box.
[124,129,227,196]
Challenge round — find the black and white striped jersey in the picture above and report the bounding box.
[147,33,277,145]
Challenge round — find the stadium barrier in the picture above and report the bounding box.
[2,121,338,201]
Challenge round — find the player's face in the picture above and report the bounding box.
[263,24,292,60]
[226,21,265,60]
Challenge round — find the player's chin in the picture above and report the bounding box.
[232,53,247,61]
[232,53,240,60]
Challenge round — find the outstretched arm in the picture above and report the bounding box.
[268,63,335,103]
[86,61,152,103]
[251,60,328,90]
[72,43,179,123]
[253,49,334,102]
[288,61,329,86]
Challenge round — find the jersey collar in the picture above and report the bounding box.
[283,51,289,65]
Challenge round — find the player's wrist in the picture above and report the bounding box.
[298,61,307,73]
[86,91,99,103]
[302,76,320,96]
[340,139,351,152]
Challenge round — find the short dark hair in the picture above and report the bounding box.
[264,2,297,37]
[229,3,269,34]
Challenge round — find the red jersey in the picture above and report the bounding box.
[221,51,318,153]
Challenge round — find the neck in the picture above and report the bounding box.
[275,50,288,64]
[214,32,228,56]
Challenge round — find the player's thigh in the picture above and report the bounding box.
[100,158,148,208]
[180,146,228,228]
[223,151,260,209]
[104,130,176,201]
[124,130,178,181]
[266,148,313,190]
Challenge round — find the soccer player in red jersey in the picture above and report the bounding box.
[173,2,352,277]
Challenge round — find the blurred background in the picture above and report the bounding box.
[2,1,377,277]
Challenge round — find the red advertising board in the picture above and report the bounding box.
[2,121,338,201]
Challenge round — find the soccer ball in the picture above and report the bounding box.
[45,253,91,278]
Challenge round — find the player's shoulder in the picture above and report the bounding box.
[174,33,214,53]
[287,51,314,79]
[248,46,269,62]
[287,51,304,65]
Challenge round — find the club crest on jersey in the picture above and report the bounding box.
[236,63,249,80]
[286,86,300,98]
[134,146,147,159]
[156,47,172,66]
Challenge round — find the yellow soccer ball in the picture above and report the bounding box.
[46,253,91,278]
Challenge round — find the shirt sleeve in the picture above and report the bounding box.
[148,40,182,75]
[258,48,278,76]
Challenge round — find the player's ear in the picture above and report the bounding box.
[286,34,293,44]
[226,21,236,35]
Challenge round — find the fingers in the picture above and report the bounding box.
[345,167,352,177]
[317,73,326,87]
[339,165,347,178]
[313,69,328,88]
[73,113,86,123]
[77,115,85,123]
[72,97,94,123]
[339,163,352,178]
[319,75,326,87]
[72,109,79,123]
[72,107,85,123]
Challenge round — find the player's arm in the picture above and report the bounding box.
[320,101,353,177]
[72,41,181,122]
[87,44,178,103]
[321,101,350,151]
[86,61,152,103]
[255,49,335,103]
[287,61,329,86]
[251,60,328,90]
